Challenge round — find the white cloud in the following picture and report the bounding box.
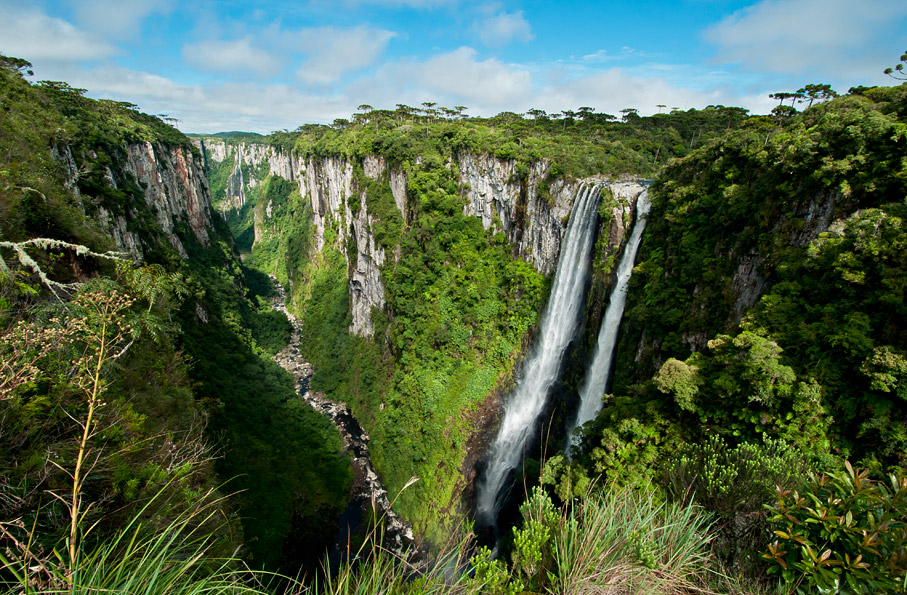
[289,26,397,86]
[472,10,534,47]
[40,62,353,132]
[704,0,907,78]
[0,4,118,61]
[64,0,173,39]
[581,47,642,63]
[357,47,532,111]
[183,37,281,78]
[41,46,781,133]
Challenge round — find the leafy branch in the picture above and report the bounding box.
[0,238,126,300]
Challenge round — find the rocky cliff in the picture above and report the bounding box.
[57,142,215,260]
[199,138,648,336]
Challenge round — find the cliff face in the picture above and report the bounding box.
[198,136,656,542]
[299,155,392,337]
[59,142,215,260]
[457,153,578,275]
[201,138,647,337]
[202,140,298,214]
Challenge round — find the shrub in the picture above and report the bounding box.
[764,461,907,593]
[665,435,809,519]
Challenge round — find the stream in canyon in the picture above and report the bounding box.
[269,280,418,563]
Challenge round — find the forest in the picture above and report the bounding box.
[2,48,907,595]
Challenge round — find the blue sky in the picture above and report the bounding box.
[2,0,906,133]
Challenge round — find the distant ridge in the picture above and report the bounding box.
[185,131,264,138]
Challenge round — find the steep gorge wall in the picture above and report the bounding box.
[199,137,653,541]
[58,142,215,260]
[200,138,646,336]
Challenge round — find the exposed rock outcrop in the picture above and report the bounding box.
[200,138,649,337]
[459,154,584,275]
[58,142,214,260]
[199,139,301,215]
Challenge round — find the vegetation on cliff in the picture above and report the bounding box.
[202,101,754,544]
[0,55,350,579]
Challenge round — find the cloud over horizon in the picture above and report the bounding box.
[183,37,282,78]
[290,25,397,86]
[704,0,907,79]
[471,9,534,48]
[3,0,903,133]
[0,4,119,61]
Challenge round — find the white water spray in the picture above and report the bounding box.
[569,189,651,445]
[476,184,601,526]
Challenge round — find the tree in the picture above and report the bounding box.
[559,109,577,130]
[576,106,595,120]
[656,104,666,113]
[771,105,798,122]
[769,91,803,108]
[884,50,907,80]
[421,101,439,122]
[0,55,33,77]
[395,104,415,122]
[796,84,838,109]
[526,108,548,120]
[619,108,639,122]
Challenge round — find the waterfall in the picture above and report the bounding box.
[476,184,601,527]
[569,189,651,445]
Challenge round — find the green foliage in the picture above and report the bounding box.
[550,485,716,594]
[176,238,351,572]
[764,462,907,593]
[580,86,907,508]
[666,435,809,519]
[511,487,559,591]
[0,489,273,595]
[286,102,750,179]
[540,454,592,503]
[242,152,550,543]
[0,273,229,563]
[0,58,351,576]
[467,546,524,595]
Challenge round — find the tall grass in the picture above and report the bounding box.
[319,485,719,595]
[552,487,717,595]
[2,483,726,595]
[0,492,278,595]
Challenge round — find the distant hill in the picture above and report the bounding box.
[185,131,264,138]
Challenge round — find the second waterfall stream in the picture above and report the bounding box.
[476,184,600,528]
[570,189,651,444]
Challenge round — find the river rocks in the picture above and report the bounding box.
[270,279,417,556]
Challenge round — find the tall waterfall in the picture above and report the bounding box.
[569,189,651,445]
[476,184,601,526]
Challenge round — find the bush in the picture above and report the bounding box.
[764,461,907,593]
[665,435,809,519]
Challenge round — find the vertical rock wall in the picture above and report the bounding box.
[198,138,650,338]
[60,142,215,260]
